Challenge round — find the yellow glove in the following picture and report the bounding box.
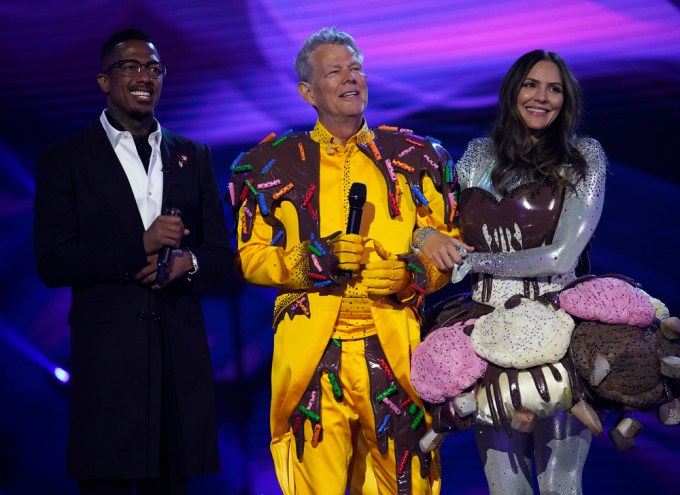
[361,240,412,295]
[329,233,365,273]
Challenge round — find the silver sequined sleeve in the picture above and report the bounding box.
[455,137,607,279]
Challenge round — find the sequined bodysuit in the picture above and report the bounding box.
[454,136,608,495]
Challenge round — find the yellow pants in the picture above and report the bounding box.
[274,337,439,495]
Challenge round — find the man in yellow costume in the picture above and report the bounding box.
[229,27,468,495]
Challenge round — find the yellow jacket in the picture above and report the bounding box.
[231,121,458,439]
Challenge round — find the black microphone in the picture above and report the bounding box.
[156,183,187,284]
[346,182,366,235]
[339,182,366,278]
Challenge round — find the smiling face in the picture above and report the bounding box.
[516,60,564,143]
[298,43,367,140]
[97,39,162,131]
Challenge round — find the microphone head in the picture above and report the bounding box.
[348,182,367,208]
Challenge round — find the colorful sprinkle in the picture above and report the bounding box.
[377,414,391,433]
[297,297,310,316]
[397,450,411,476]
[245,178,259,196]
[307,243,322,257]
[231,164,252,173]
[328,372,343,399]
[271,230,284,246]
[378,358,395,381]
[392,160,415,173]
[261,158,276,174]
[312,240,326,256]
[410,184,429,206]
[410,409,425,430]
[388,193,401,217]
[257,193,269,215]
[257,179,281,190]
[382,397,402,415]
[299,405,320,422]
[272,136,288,147]
[311,423,322,447]
[398,146,416,158]
[384,159,397,182]
[369,140,382,161]
[445,160,455,182]
[259,132,276,143]
[272,182,294,200]
[407,262,423,275]
[230,151,245,170]
[310,253,323,272]
[239,184,249,202]
[375,384,398,403]
[447,192,457,223]
[423,154,439,170]
[307,391,317,410]
[228,182,235,206]
[301,184,317,208]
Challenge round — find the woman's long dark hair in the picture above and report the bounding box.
[490,50,587,195]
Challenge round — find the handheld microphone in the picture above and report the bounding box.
[339,182,366,278]
[346,182,366,235]
[157,206,182,268]
[156,183,187,285]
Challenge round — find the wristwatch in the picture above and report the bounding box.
[186,249,199,275]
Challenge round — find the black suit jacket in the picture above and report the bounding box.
[34,118,231,478]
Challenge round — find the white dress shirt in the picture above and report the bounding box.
[99,110,164,230]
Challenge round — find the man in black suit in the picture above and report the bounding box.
[33,28,232,495]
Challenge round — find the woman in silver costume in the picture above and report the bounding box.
[415,50,608,494]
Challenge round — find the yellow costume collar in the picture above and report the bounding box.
[310,119,375,155]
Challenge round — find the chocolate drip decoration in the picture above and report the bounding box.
[230,128,452,245]
[507,369,522,409]
[504,294,524,309]
[430,399,473,434]
[479,361,570,435]
[289,339,344,460]
[364,335,431,495]
[528,366,553,403]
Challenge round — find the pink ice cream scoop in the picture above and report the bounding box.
[559,277,656,327]
[411,318,488,404]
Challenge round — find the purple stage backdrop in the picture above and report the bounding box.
[1,1,679,493]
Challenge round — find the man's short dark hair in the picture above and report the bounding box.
[100,28,156,65]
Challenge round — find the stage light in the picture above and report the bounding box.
[53,367,70,384]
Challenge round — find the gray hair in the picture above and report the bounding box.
[294,27,363,83]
